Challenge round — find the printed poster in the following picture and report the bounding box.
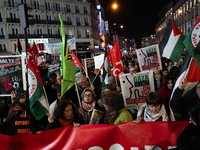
[136,44,162,71]
[119,70,155,109]
[0,56,26,96]
[48,63,60,75]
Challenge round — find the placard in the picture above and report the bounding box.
[48,63,60,75]
[82,58,95,77]
[119,70,155,109]
[0,55,26,96]
[136,44,162,71]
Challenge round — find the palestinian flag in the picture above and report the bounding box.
[27,44,49,120]
[16,36,22,55]
[71,50,82,73]
[32,43,44,66]
[183,16,200,69]
[160,20,185,62]
[170,58,200,120]
[59,14,76,97]
[102,40,113,86]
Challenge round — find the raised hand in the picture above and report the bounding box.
[1,76,13,91]
[48,113,54,124]
[179,75,187,90]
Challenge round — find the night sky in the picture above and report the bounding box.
[100,0,173,46]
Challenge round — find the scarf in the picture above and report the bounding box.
[82,100,96,112]
[137,103,168,122]
[104,109,119,124]
[59,115,74,127]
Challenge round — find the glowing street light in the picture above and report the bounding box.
[120,25,123,29]
[112,3,118,9]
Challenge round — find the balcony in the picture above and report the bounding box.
[8,34,24,39]
[6,18,20,23]
[0,49,7,52]
[0,35,5,39]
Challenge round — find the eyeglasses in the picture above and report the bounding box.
[80,80,88,84]
[84,94,92,97]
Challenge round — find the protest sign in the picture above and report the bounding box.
[44,43,61,54]
[136,44,162,71]
[0,56,26,96]
[119,70,155,109]
[48,63,60,75]
[82,58,95,78]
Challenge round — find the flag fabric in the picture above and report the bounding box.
[183,16,200,69]
[32,43,44,66]
[170,58,200,120]
[160,20,185,62]
[71,50,82,73]
[16,37,22,55]
[59,14,76,97]
[110,39,124,81]
[27,44,49,120]
[102,40,113,86]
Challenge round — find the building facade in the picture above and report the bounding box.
[155,0,200,44]
[141,35,158,48]
[0,0,102,58]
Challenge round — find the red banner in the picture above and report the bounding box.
[0,121,189,149]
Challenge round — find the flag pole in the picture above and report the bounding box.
[81,66,92,85]
[92,69,101,84]
[42,86,50,109]
[75,82,82,107]
[114,76,119,86]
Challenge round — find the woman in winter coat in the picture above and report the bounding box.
[101,91,133,124]
[46,101,81,130]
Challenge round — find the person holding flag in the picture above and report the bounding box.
[170,59,200,121]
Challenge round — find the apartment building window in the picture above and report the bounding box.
[57,29,60,35]
[46,2,51,10]
[10,13,16,22]
[21,0,27,4]
[196,6,198,16]
[67,5,71,12]
[47,15,51,23]
[34,1,40,9]
[0,44,7,52]
[37,29,42,36]
[84,6,88,14]
[9,0,15,7]
[75,6,80,13]
[0,28,5,38]
[77,30,81,38]
[48,29,53,37]
[56,3,61,11]
[84,18,89,26]
[12,28,18,38]
[27,28,31,37]
[69,29,73,37]
[36,15,41,23]
[76,18,81,26]
[86,30,89,38]
[67,17,72,25]
[0,12,2,22]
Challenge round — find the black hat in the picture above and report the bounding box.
[16,89,26,102]
[101,84,113,91]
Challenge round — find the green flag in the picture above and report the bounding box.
[59,14,76,97]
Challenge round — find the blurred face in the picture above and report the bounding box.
[79,78,89,89]
[84,91,93,104]
[63,105,74,120]
[130,67,137,74]
[163,70,169,77]
[167,80,173,90]
[44,81,50,86]
[128,62,133,68]
[103,88,111,94]
[196,83,200,99]
[57,92,62,102]
[154,70,161,75]
[148,104,161,115]
[19,95,26,103]
[50,76,56,85]
[57,75,61,85]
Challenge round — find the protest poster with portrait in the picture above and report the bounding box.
[136,44,162,71]
[119,70,155,109]
[0,56,26,96]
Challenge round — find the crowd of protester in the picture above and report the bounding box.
[0,52,200,149]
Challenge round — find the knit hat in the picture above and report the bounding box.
[108,76,116,84]
[16,89,26,102]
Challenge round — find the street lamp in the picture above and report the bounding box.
[112,3,118,10]
[120,25,123,29]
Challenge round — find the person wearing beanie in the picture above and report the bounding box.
[108,76,121,93]
[0,89,34,135]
